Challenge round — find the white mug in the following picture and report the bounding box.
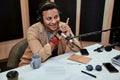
[30,54,41,69]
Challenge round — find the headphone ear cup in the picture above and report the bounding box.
[95,65,102,71]
[37,16,42,21]
[86,65,93,71]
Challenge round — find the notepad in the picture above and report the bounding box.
[68,54,91,64]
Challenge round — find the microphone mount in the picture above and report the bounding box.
[68,26,120,53]
[70,26,120,39]
[94,42,120,52]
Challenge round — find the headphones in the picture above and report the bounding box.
[37,1,61,23]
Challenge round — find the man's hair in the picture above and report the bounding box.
[37,1,61,23]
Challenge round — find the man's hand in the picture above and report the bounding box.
[59,18,71,37]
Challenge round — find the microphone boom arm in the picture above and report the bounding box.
[70,28,112,39]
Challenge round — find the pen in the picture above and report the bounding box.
[81,70,96,78]
[67,63,81,65]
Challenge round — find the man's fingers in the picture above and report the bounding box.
[66,18,69,25]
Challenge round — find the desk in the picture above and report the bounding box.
[0,44,120,80]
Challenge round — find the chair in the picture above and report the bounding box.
[7,39,28,69]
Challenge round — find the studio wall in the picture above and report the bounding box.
[55,0,77,34]
[110,0,120,44]
[0,0,23,42]
[80,0,105,42]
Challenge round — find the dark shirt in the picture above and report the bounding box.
[50,47,58,57]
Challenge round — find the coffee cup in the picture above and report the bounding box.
[30,54,41,69]
[6,70,19,80]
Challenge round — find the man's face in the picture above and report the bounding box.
[42,9,60,33]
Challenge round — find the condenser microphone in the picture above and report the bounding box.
[58,30,73,43]
[94,42,120,52]
[58,30,89,55]
[104,42,120,52]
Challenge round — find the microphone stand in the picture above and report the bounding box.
[69,26,120,54]
[69,28,111,55]
[71,28,111,39]
[70,26,120,39]
[70,40,89,55]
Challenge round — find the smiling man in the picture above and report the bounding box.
[19,1,81,66]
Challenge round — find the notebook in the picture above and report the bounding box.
[68,54,91,64]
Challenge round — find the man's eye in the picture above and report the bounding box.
[54,15,59,19]
[47,17,52,21]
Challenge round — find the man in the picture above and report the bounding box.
[19,1,81,66]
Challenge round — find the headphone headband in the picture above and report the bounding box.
[37,1,61,23]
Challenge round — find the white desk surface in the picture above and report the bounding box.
[0,44,120,80]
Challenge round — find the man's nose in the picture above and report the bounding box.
[51,19,56,23]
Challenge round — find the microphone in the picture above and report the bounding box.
[58,30,73,43]
[94,45,105,52]
[58,30,90,55]
[94,42,120,52]
[104,42,120,51]
[57,30,82,51]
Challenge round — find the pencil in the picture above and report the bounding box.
[81,70,96,78]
